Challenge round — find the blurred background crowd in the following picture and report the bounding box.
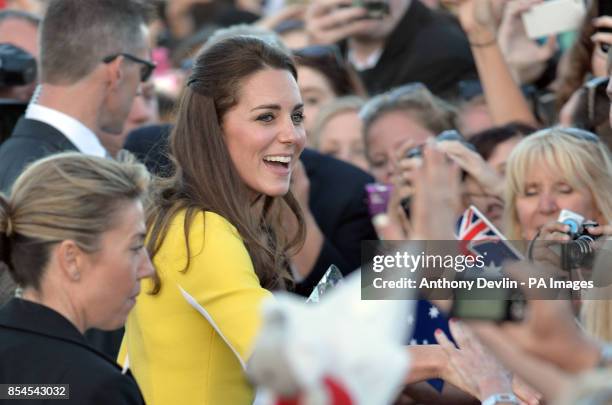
[1,0,612,404]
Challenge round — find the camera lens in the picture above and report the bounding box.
[564,237,596,270]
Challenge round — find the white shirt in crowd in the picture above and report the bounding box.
[25,103,108,158]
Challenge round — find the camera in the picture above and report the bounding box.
[405,130,475,159]
[0,43,37,87]
[0,44,36,143]
[558,210,600,271]
[400,130,475,217]
[450,273,526,322]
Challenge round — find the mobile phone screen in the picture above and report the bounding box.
[599,0,612,32]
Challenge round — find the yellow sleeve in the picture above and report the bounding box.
[156,211,272,365]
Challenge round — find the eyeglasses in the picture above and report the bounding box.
[359,82,430,121]
[102,53,156,82]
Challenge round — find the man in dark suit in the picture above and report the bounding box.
[124,125,379,296]
[0,0,155,360]
[0,0,154,193]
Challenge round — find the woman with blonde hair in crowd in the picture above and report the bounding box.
[0,152,152,404]
[310,96,369,171]
[504,127,612,342]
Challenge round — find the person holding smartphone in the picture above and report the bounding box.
[304,0,477,98]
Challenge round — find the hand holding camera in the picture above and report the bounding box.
[498,0,558,85]
[532,210,604,273]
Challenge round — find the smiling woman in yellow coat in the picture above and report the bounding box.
[120,36,306,405]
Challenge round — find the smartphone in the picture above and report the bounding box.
[522,0,586,39]
[599,0,612,33]
[365,183,392,218]
[600,0,612,17]
[352,0,390,19]
[450,289,526,322]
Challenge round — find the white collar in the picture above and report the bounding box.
[25,103,108,158]
[347,47,383,72]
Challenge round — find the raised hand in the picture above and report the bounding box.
[305,0,371,45]
[498,0,558,84]
[442,0,497,44]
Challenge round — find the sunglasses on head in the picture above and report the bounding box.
[359,82,430,121]
[557,127,601,143]
[103,52,156,82]
[293,45,345,68]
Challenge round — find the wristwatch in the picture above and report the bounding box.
[481,393,520,405]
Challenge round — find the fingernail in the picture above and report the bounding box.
[434,328,442,334]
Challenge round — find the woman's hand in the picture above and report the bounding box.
[411,143,461,241]
[585,223,612,238]
[498,0,557,84]
[435,320,514,401]
[470,262,602,374]
[435,140,504,198]
[305,0,370,45]
[442,0,497,44]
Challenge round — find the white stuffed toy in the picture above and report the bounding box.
[248,272,414,405]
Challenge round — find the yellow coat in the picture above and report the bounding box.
[120,210,271,405]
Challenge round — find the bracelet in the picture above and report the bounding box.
[470,37,497,48]
[481,393,520,405]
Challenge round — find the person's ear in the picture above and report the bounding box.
[104,55,124,90]
[56,240,86,282]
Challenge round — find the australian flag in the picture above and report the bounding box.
[455,205,523,267]
[408,299,451,391]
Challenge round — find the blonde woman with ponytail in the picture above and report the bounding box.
[0,152,153,405]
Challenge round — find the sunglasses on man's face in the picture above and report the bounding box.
[103,53,156,82]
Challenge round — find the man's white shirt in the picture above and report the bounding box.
[25,103,107,158]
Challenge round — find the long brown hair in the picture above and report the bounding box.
[555,0,598,110]
[147,36,305,293]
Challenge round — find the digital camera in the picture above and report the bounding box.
[405,130,475,159]
[558,210,600,271]
[0,43,37,87]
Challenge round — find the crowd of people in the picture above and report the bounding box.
[0,0,612,404]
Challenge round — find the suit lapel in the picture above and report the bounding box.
[11,117,79,152]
